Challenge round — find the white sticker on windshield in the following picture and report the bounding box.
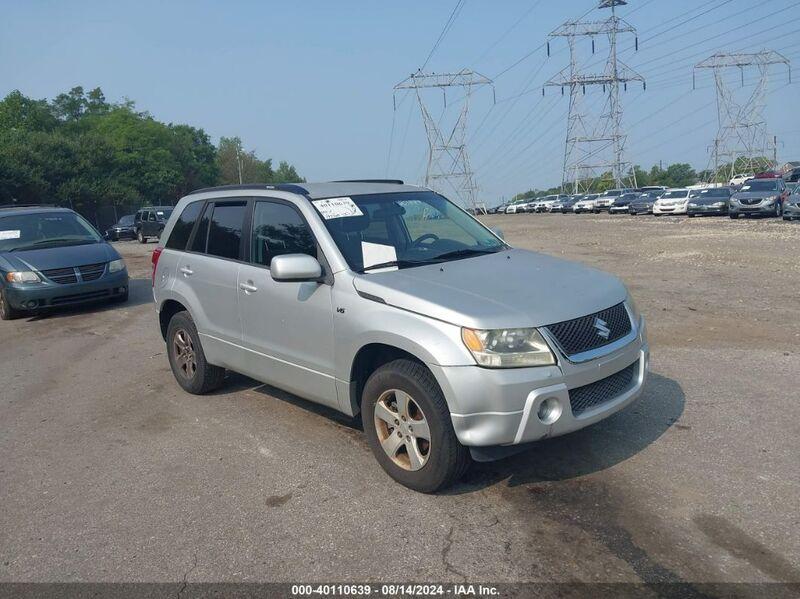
[0,230,21,240]
[361,242,397,273]
[313,197,363,220]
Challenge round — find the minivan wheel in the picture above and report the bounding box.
[362,359,470,493]
[0,289,22,320]
[166,311,226,394]
[137,230,146,244]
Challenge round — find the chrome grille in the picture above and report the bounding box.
[545,303,632,357]
[78,263,106,281]
[569,360,639,416]
[41,267,77,284]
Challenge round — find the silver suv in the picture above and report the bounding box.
[152,181,649,492]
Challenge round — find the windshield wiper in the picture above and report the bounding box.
[358,259,435,273]
[431,248,502,262]
[30,238,96,247]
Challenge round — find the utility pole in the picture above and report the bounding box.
[694,51,791,183]
[545,0,644,193]
[235,138,244,184]
[394,70,494,212]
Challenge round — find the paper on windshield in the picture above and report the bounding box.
[0,230,21,240]
[312,197,363,220]
[361,242,397,273]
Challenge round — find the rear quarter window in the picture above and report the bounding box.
[165,201,204,250]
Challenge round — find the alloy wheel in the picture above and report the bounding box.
[373,389,431,471]
[172,329,197,380]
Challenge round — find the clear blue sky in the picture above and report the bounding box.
[2,0,798,203]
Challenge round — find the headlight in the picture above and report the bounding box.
[6,271,41,283]
[108,259,126,273]
[688,203,697,207]
[461,327,556,368]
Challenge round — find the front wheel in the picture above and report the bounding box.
[775,203,782,218]
[0,289,23,320]
[137,230,147,244]
[362,359,470,493]
[729,213,739,219]
[166,311,226,394]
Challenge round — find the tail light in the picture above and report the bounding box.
[151,247,163,286]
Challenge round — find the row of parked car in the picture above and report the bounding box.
[489,176,799,220]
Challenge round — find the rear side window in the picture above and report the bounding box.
[206,202,246,260]
[165,201,203,250]
[251,201,316,267]
[190,203,211,253]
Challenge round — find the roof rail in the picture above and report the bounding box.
[187,184,309,196]
[332,179,404,185]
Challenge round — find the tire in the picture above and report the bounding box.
[688,213,695,217]
[783,216,791,221]
[166,311,226,394]
[729,213,739,219]
[362,359,470,493]
[0,289,23,320]
[137,230,147,244]
[111,288,129,304]
[775,203,782,218]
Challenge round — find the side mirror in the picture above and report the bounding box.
[490,227,505,240]
[270,254,322,282]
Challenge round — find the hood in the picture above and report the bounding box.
[0,242,118,273]
[352,249,627,330]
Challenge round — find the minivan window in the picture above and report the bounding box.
[206,202,246,260]
[315,191,506,272]
[251,201,316,267]
[165,201,204,250]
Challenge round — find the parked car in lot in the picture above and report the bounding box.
[134,206,174,243]
[783,187,800,221]
[535,194,568,213]
[551,195,579,213]
[628,191,662,215]
[729,173,754,189]
[152,181,649,492]
[729,178,788,219]
[653,189,691,215]
[488,204,508,214]
[505,201,526,214]
[0,206,128,320]
[593,189,630,213]
[686,187,731,217]
[573,195,599,213]
[104,214,136,241]
[608,192,640,214]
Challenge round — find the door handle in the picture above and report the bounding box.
[179,266,194,276]
[239,281,258,294]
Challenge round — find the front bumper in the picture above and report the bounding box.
[783,203,800,219]
[433,316,649,449]
[687,204,727,215]
[4,270,129,310]
[608,206,630,214]
[729,202,776,215]
[653,204,687,215]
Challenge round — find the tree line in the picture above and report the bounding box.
[0,87,304,217]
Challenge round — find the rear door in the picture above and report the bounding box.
[236,198,338,408]
[173,199,248,367]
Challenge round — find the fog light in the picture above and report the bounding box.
[537,397,562,425]
[25,300,38,309]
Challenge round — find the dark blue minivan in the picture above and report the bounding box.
[0,206,128,320]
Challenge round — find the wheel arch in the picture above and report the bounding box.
[158,298,189,341]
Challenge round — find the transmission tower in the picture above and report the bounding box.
[694,51,791,183]
[394,70,494,210]
[545,0,644,193]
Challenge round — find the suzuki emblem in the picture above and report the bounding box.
[593,317,611,339]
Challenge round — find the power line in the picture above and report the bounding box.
[420,0,466,71]
[473,0,544,66]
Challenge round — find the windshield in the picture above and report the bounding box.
[117,215,134,226]
[313,191,507,272]
[689,188,730,198]
[661,190,688,199]
[740,180,778,192]
[0,211,102,252]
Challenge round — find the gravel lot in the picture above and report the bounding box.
[1,212,798,586]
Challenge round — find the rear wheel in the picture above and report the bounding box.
[362,359,470,493]
[166,311,226,394]
[0,289,23,320]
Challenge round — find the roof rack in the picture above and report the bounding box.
[187,184,309,196]
[332,179,404,185]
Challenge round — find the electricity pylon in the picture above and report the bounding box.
[545,0,644,193]
[394,70,494,210]
[694,51,791,183]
